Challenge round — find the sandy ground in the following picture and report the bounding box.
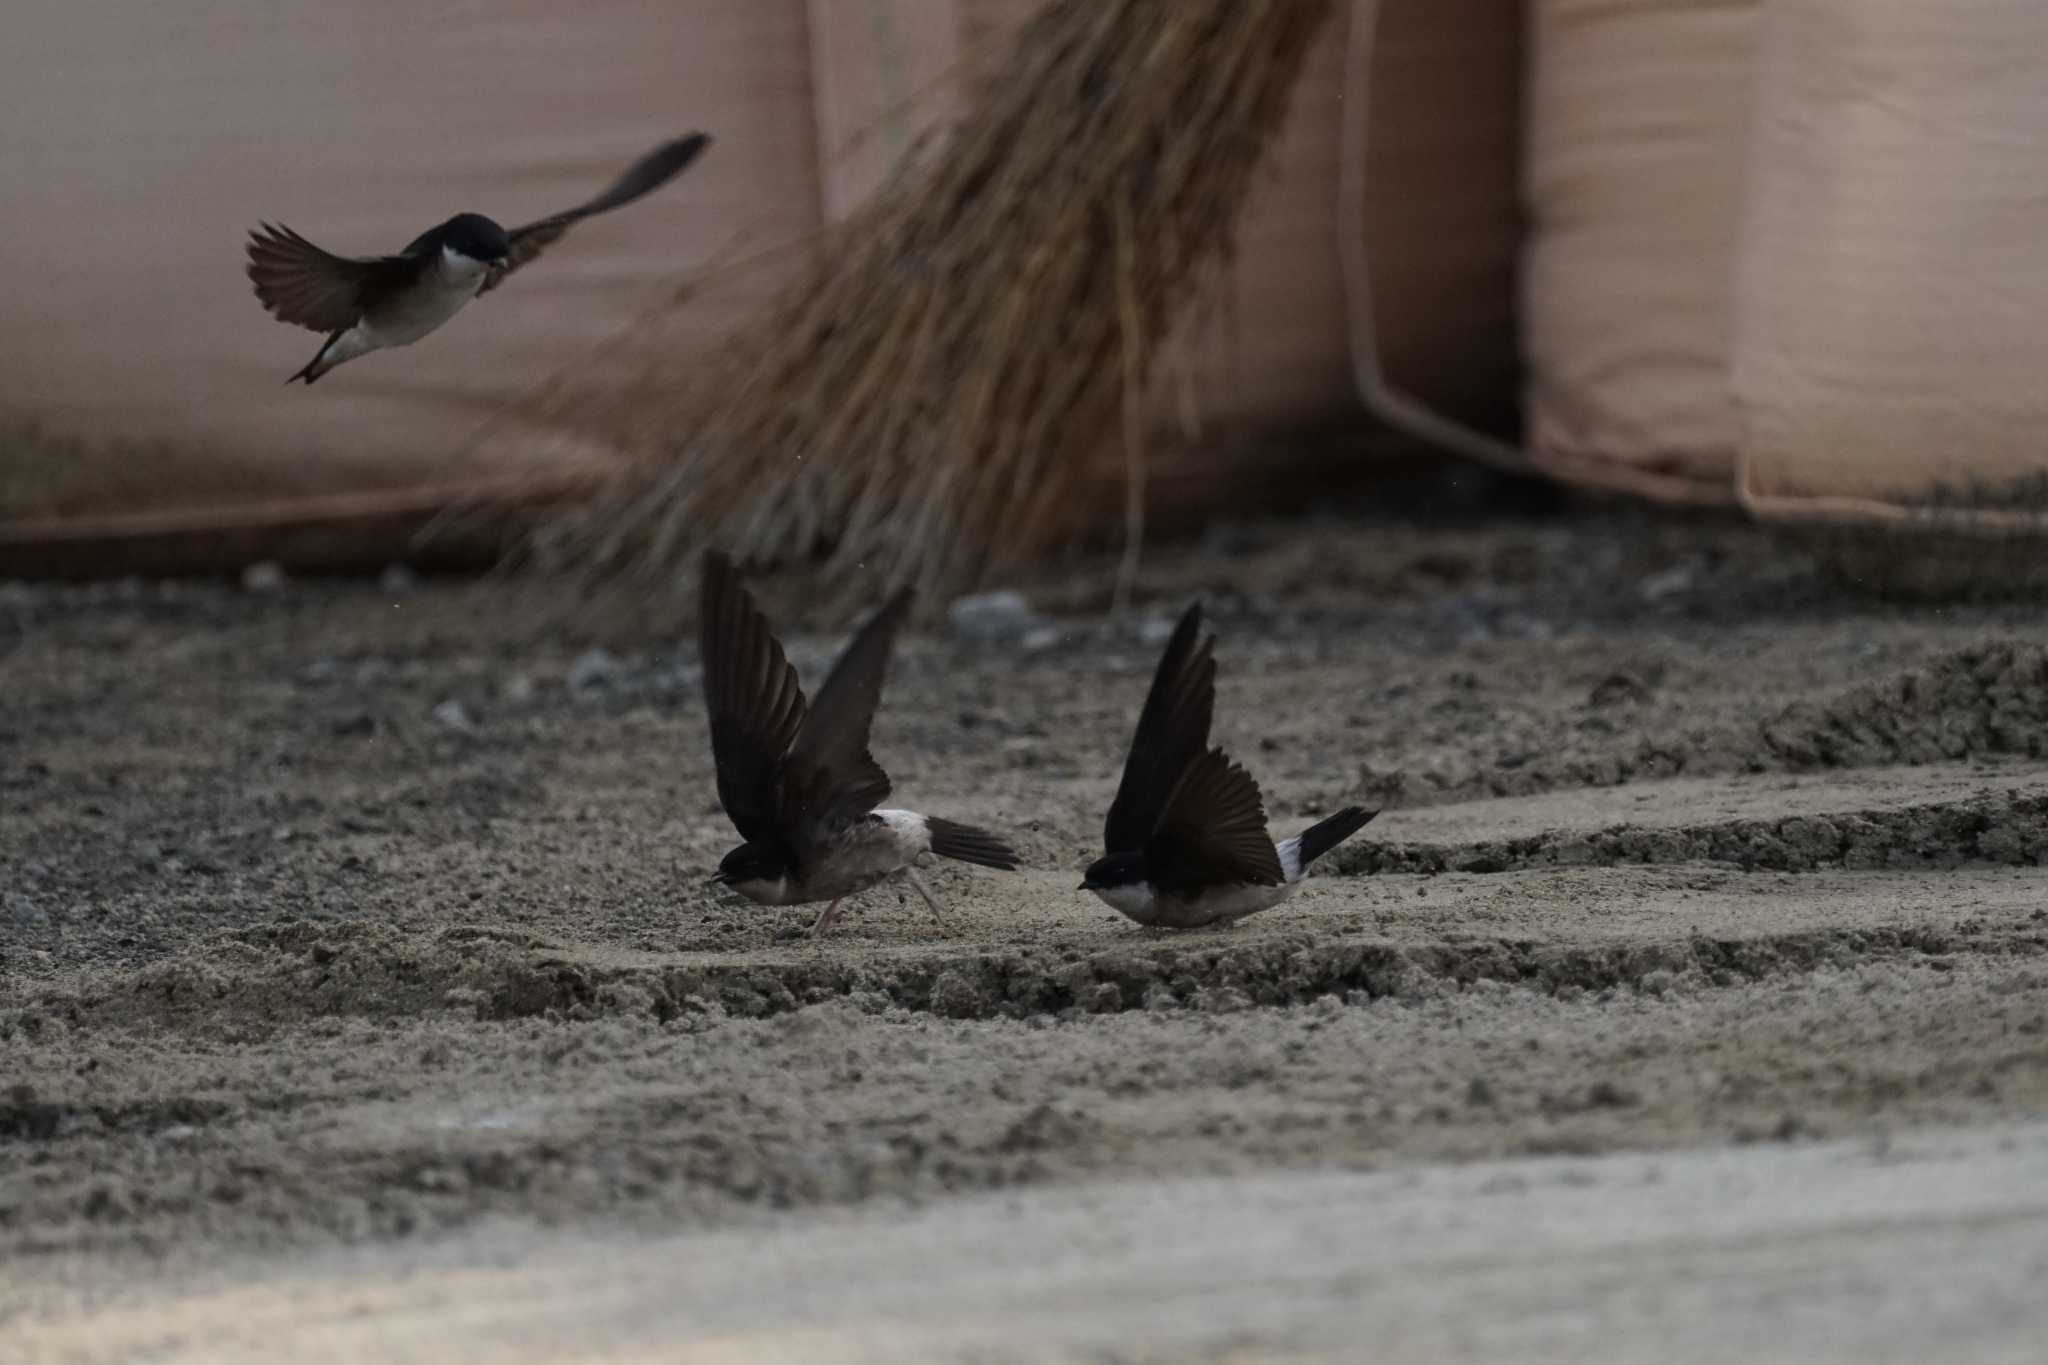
[5,487,2048,1358]
[15,1120,2048,1364]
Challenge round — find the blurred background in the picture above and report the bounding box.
[2,0,2043,596]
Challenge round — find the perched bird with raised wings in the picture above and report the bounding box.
[245,131,710,384]
[1081,602,1375,928]
[699,552,1019,937]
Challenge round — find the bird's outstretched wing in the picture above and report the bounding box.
[480,131,712,295]
[1145,748,1283,897]
[244,223,411,333]
[699,551,808,843]
[781,586,911,842]
[1103,601,1215,855]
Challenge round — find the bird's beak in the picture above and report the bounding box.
[705,873,729,889]
[1076,880,1090,892]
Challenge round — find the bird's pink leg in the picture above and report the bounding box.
[904,869,949,930]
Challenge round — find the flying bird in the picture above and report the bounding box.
[699,551,1019,937]
[1081,602,1375,928]
[245,131,711,384]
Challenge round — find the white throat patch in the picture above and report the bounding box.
[438,243,490,283]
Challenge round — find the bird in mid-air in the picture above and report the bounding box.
[699,551,1020,937]
[244,131,711,384]
[1081,601,1375,928]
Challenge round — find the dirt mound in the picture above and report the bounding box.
[9,926,2047,1263]
[1342,782,2048,877]
[1360,643,2048,810]
[1758,641,2048,768]
[13,869,2038,1044]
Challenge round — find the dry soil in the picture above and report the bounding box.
[5,487,2048,1359]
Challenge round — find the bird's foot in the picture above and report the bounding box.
[904,869,950,930]
[808,899,843,937]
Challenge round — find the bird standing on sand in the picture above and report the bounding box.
[245,131,710,384]
[1082,602,1375,927]
[699,552,1020,937]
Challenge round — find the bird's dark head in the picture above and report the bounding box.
[711,841,793,901]
[1079,850,1147,893]
[439,212,511,265]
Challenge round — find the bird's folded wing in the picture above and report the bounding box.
[1145,748,1283,896]
[781,586,911,843]
[700,552,808,843]
[481,130,712,295]
[1104,602,1215,855]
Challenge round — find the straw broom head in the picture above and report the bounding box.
[534,0,1337,617]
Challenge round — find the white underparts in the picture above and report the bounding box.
[1276,836,1306,882]
[361,247,489,347]
[729,874,792,906]
[309,246,490,378]
[1090,832,1317,928]
[1091,883,1157,920]
[723,811,934,908]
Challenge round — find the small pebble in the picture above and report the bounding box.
[241,561,287,593]
[567,648,622,691]
[947,590,1043,644]
[431,700,477,733]
[1638,564,1697,602]
[1135,615,1178,647]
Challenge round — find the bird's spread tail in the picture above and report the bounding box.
[1294,806,1376,869]
[926,817,1020,871]
[289,329,346,384]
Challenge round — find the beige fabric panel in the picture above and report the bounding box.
[821,1,1367,440]
[1520,0,1760,497]
[2,1,820,519]
[1733,0,2048,520]
[5,0,1539,552]
[1156,13,1361,437]
[1346,0,1523,448]
[808,0,965,219]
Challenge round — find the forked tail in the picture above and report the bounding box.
[1295,806,1376,869]
[289,329,345,384]
[927,817,1020,870]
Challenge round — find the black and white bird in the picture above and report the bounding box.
[245,131,710,384]
[1081,602,1376,928]
[699,552,1020,936]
